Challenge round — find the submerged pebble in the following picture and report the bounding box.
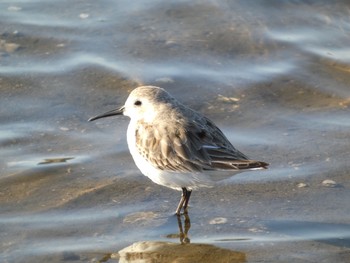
[7,6,22,11]
[322,179,337,187]
[209,217,228,225]
[297,182,308,188]
[217,94,240,103]
[0,39,20,53]
[79,13,90,19]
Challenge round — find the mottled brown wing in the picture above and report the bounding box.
[135,121,205,173]
[135,117,268,173]
[187,116,268,170]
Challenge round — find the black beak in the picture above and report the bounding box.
[88,106,125,122]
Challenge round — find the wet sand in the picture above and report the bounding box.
[1,1,350,262]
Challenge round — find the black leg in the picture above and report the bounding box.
[183,189,192,214]
[175,188,187,215]
[175,188,192,215]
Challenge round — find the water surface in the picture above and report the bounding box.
[1,1,350,262]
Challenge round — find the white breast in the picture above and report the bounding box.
[126,121,214,191]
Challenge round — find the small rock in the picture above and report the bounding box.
[8,6,22,11]
[79,13,90,19]
[5,43,20,53]
[209,217,227,225]
[217,94,240,103]
[0,39,20,53]
[248,227,263,233]
[322,179,337,187]
[297,183,308,188]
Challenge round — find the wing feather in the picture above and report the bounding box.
[135,114,268,173]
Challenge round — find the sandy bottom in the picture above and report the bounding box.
[1,1,350,262]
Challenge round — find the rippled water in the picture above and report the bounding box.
[1,1,350,262]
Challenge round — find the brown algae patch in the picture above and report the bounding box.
[117,241,246,263]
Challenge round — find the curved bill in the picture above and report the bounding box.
[88,106,124,122]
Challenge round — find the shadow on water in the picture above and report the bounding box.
[100,213,246,263]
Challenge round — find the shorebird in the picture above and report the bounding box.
[89,86,268,214]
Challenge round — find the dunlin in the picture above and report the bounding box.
[89,86,268,214]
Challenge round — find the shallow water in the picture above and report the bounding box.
[1,1,350,262]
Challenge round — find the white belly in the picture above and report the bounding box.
[126,122,214,191]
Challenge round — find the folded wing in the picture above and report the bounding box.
[135,116,268,173]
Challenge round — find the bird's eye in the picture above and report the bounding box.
[134,100,142,106]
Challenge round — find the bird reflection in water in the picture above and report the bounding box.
[176,213,191,244]
[110,212,246,263]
